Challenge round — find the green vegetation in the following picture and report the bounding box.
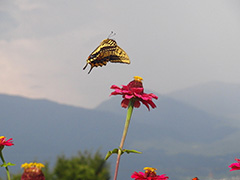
[10,150,110,180]
[54,150,110,180]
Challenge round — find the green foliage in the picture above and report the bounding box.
[11,173,21,180]
[42,161,56,180]
[8,150,110,180]
[54,150,110,180]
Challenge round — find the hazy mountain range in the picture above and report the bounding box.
[168,81,240,124]
[1,81,240,180]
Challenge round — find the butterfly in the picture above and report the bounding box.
[83,37,130,74]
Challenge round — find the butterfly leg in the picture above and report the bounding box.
[83,63,88,70]
[88,65,94,74]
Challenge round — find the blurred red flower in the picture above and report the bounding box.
[0,136,14,147]
[131,167,169,180]
[110,76,158,111]
[21,162,45,180]
[229,158,240,171]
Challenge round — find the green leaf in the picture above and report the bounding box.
[123,149,142,154]
[104,148,120,160]
[104,148,141,160]
[104,151,112,160]
[112,148,120,154]
[1,162,16,167]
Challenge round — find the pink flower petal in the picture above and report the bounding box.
[157,174,169,180]
[121,85,129,90]
[131,87,144,94]
[235,158,240,163]
[149,93,158,100]
[131,171,168,180]
[131,171,145,179]
[141,100,150,111]
[125,94,134,99]
[134,100,141,108]
[110,85,121,89]
[135,93,150,101]
[0,137,14,146]
[110,91,122,96]
[114,89,125,93]
[110,81,158,111]
[229,162,240,171]
[147,100,157,109]
[121,99,129,108]
[122,90,131,94]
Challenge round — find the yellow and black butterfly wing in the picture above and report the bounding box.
[108,45,130,64]
[83,39,130,74]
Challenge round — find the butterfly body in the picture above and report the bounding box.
[83,39,130,74]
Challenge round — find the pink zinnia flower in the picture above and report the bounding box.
[131,167,169,180]
[0,136,14,147]
[229,158,240,171]
[110,76,158,110]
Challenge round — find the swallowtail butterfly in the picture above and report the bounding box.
[83,36,130,74]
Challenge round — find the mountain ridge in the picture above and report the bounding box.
[167,81,240,119]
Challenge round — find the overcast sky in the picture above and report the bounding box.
[1,0,240,108]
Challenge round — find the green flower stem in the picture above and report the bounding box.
[0,150,11,180]
[113,98,135,180]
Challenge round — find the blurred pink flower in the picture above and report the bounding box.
[0,136,14,147]
[229,158,240,171]
[131,167,169,180]
[110,76,158,111]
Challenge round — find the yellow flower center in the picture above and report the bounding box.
[134,76,143,82]
[21,162,45,169]
[143,167,157,177]
[144,167,157,173]
[0,136,5,139]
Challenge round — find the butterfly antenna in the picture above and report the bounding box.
[108,31,116,39]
